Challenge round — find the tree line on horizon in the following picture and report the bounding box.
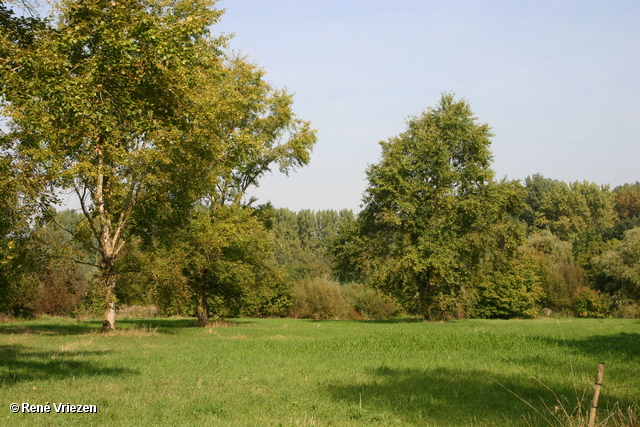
[2,172,639,322]
[1,1,639,326]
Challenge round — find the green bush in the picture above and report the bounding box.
[291,277,349,320]
[342,283,401,319]
[573,287,610,318]
[523,230,587,312]
[6,273,40,318]
[73,280,110,319]
[226,268,294,318]
[595,226,640,300]
[473,256,544,319]
[609,294,640,319]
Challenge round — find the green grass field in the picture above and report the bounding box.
[0,317,638,426]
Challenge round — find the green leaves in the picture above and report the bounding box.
[596,227,640,298]
[333,94,533,318]
[1,0,314,326]
[522,174,616,240]
[151,205,292,318]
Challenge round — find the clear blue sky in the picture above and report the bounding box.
[214,0,640,213]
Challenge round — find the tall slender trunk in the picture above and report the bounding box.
[196,284,209,326]
[99,230,119,330]
[95,142,119,331]
[90,141,136,331]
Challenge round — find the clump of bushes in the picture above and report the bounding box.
[609,294,640,318]
[291,278,401,320]
[342,283,401,319]
[524,230,587,314]
[572,287,610,318]
[291,277,349,320]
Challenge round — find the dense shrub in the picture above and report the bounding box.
[542,260,586,312]
[152,280,194,317]
[0,240,42,317]
[35,267,82,316]
[523,230,587,312]
[609,294,640,318]
[291,277,349,320]
[33,257,93,316]
[6,273,40,318]
[573,287,609,318]
[342,283,401,319]
[473,256,544,319]
[240,272,294,318]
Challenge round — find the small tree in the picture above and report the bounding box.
[180,206,292,323]
[522,230,587,312]
[132,55,316,324]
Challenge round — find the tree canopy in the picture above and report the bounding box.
[331,94,533,318]
[0,0,315,328]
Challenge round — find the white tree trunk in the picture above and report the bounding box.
[102,266,117,330]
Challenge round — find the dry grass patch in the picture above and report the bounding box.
[544,399,639,427]
[0,313,15,323]
[95,324,159,337]
[268,334,287,340]
[117,305,158,318]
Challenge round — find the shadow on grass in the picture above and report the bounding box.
[120,317,258,331]
[325,366,637,427]
[301,318,422,324]
[547,332,640,361]
[0,317,206,335]
[0,320,103,336]
[0,344,139,387]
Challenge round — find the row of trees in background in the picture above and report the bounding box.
[3,169,639,322]
[1,3,639,324]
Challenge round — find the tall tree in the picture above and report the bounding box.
[271,208,353,283]
[613,182,640,220]
[1,0,309,329]
[331,94,525,318]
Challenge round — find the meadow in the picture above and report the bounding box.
[0,317,638,426]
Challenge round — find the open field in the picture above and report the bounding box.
[0,317,638,426]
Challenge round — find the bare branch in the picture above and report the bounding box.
[47,253,102,269]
